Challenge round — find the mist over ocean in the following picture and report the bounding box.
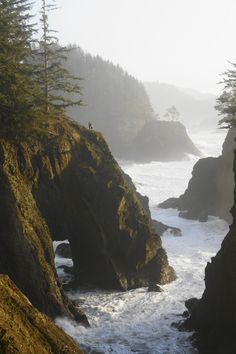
[55,129,228,353]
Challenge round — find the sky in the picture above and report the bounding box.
[33,0,236,94]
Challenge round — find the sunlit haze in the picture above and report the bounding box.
[34,0,236,94]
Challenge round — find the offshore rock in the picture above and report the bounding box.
[159,129,235,223]
[129,120,201,162]
[183,143,236,353]
[0,275,82,354]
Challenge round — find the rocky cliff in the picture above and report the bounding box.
[32,118,175,289]
[129,120,201,162]
[181,132,236,353]
[0,275,82,354]
[0,135,86,322]
[159,129,235,222]
[0,116,175,326]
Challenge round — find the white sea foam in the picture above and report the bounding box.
[55,130,229,353]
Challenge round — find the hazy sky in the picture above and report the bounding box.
[34,0,236,94]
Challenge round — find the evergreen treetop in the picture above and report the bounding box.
[216,62,236,128]
[36,0,82,115]
[0,0,44,137]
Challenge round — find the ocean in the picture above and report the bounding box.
[55,129,229,354]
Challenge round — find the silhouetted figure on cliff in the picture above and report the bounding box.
[88,121,93,130]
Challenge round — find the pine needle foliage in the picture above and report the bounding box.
[216,62,236,128]
[0,0,45,138]
[36,0,82,115]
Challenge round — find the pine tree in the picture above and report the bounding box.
[216,62,236,128]
[37,0,82,114]
[0,0,44,137]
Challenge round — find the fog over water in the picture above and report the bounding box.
[34,0,236,94]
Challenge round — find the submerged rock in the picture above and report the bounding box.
[56,243,72,259]
[159,129,235,223]
[0,275,82,354]
[148,282,164,292]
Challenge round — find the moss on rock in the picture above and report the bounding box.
[0,275,82,354]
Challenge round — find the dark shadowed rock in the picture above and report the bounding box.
[123,173,182,236]
[0,275,82,354]
[159,197,179,209]
[56,243,72,259]
[0,137,85,322]
[185,298,200,314]
[148,282,164,292]
[183,142,236,353]
[30,119,176,290]
[0,117,175,326]
[159,129,235,223]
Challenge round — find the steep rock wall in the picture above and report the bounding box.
[159,129,235,222]
[183,135,236,353]
[0,275,82,354]
[0,117,175,321]
[32,120,176,289]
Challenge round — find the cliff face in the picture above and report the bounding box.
[159,129,235,222]
[129,121,201,162]
[32,119,175,289]
[183,140,236,353]
[0,275,82,354]
[0,139,79,320]
[0,117,175,325]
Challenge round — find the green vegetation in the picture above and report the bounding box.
[37,0,82,114]
[0,0,43,137]
[0,0,81,139]
[216,62,236,128]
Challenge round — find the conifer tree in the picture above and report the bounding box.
[216,62,236,128]
[37,0,82,114]
[0,0,43,137]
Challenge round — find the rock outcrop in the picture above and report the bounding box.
[33,119,175,289]
[0,275,82,354]
[0,135,87,323]
[182,137,236,353]
[129,120,201,162]
[159,129,235,222]
[0,117,175,309]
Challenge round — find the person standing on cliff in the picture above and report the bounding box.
[88,121,93,130]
